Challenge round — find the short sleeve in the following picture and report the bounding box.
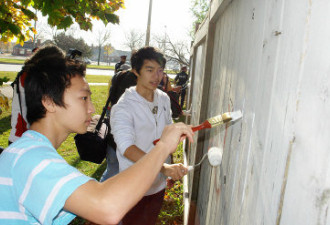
[12,147,92,224]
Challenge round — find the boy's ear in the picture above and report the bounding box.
[41,96,56,113]
[132,69,140,77]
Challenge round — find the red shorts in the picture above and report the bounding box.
[122,189,165,225]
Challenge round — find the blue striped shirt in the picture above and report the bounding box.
[0,130,93,224]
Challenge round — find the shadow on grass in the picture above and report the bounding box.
[70,156,106,181]
[91,161,107,180]
[70,157,83,168]
[0,115,11,135]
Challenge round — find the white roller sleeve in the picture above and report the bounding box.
[207,146,223,167]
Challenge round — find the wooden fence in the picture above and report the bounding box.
[184,0,330,224]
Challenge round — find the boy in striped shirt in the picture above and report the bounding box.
[0,45,193,225]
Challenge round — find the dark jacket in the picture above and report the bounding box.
[114,61,125,73]
[174,71,189,86]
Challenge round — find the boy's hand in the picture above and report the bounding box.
[157,122,194,155]
[161,163,188,181]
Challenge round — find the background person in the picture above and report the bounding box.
[174,66,189,108]
[114,55,127,74]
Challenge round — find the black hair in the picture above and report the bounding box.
[25,46,86,124]
[23,45,65,67]
[130,47,166,74]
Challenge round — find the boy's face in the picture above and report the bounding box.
[135,59,164,92]
[54,75,95,134]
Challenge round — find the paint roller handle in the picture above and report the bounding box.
[153,122,209,145]
[167,166,193,187]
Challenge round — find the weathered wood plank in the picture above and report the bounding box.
[186,0,330,224]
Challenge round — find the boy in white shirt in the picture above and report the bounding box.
[111,47,188,225]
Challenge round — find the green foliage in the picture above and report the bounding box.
[0,72,18,82]
[158,181,184,225]
[157,142,185,225]
[191,0,210,24]
[0,0,124,44]
[190,0,210,37]
[0,76,9,86]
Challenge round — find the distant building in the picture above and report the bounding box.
[90,47,131,64]
[0,41,15,53]
[12,40,41,56]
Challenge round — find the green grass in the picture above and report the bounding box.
[0,84,185,225]
[87,64,114,70]
[0,58,114,70]
[85,75,111,84]
[0,58,26,64]
[0,71,18,82]
[0,71,111,84]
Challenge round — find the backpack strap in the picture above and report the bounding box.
[12,71,25,128]
[95,93,111,133]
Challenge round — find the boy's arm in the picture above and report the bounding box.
[64,123,194,225]
[124,145,146,162]
[124,145,188,181]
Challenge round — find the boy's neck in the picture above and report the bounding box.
[30,120,69,149]
[136,85,154,102]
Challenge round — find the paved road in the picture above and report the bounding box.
[0,82,108,99]
[0,63,114,76]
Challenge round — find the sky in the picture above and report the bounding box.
[37,0,195,51]
[91,0,195,50]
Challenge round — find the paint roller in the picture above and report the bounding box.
[167,147,223,187]
[153,110,243,145]
[188,146,223,171]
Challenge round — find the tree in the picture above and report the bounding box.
[190,0,210,36]
[153,35,190,67]
[123,29,144,51]
[54,32,92,57]
[104,44,115,65]
[165,39,190,67]
[91,23,112,65]
[0,0,124,45]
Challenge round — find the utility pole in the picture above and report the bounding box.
[145,0,153,46]
[33,10,38,48]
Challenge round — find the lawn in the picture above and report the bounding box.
[0,71,111,85]
[0,58,114,70]
[0,75,185,225]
